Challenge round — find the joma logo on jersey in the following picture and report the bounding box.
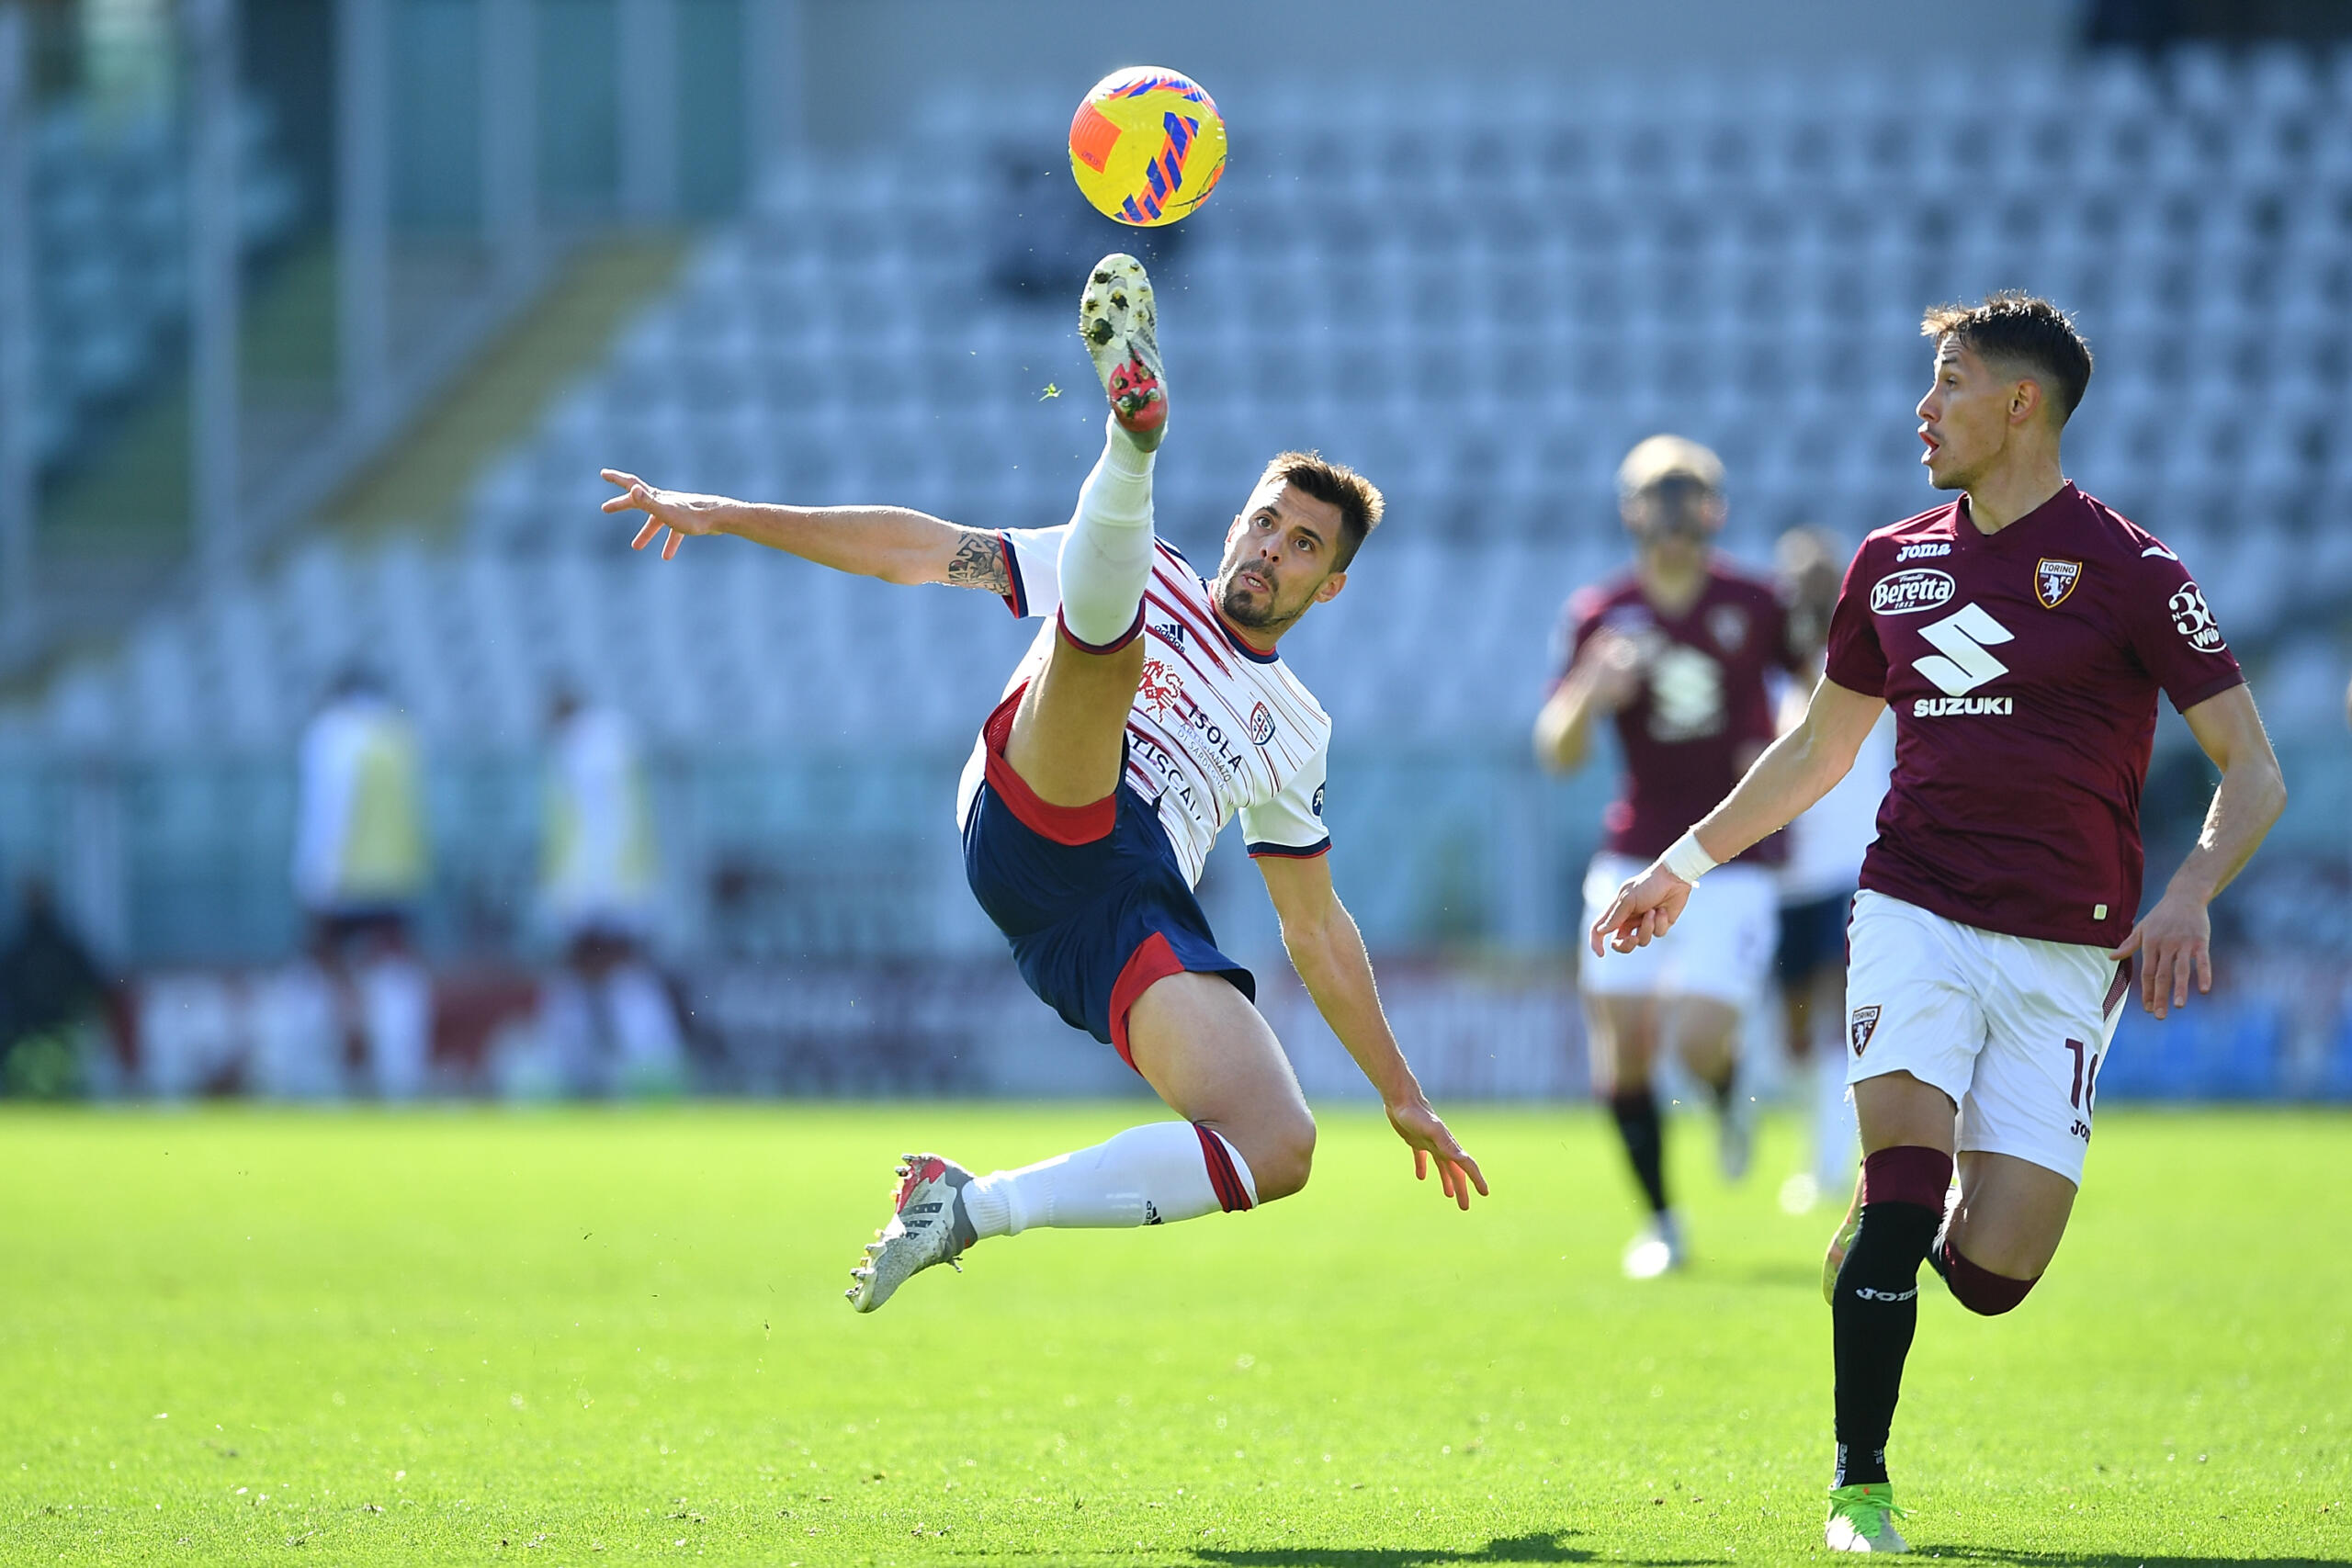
[1895,542,1951,562]
[1246,701,1277,747]
[1871,568,1956,615]
[1914,695,2013,716]
[1849,1005,1881,1055]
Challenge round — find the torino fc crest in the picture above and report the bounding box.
[2035,558,2082,608]
[1849,1005,1882,1056]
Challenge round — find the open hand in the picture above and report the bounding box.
[2109,889,2211,1020]
[1386,1096,1488,1211]
[600,469,727,560]
[1577,628,1647,712]
[1588,863,1691,957]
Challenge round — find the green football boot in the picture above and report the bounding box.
[1825,1482,1908,1553]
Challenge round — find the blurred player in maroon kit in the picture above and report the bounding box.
[1591,295,2285,1552]
[1535,436,1806,1278]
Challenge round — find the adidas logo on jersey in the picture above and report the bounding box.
[1914,695,2013,716]
[1149,619,1185,647]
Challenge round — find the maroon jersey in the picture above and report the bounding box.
[1559,560,1799,865]
[1823,482,2245,949]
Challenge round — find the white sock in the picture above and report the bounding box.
[961,1121,1255,1239]
[1054,416,1156,649]
[1814,1054,1859,1192]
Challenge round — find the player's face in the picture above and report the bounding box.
[1216,480,1347,634]
[1917,339,2035,491]
[1622,479,1723,565]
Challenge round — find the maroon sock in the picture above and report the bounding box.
[1943,1243,2037,1315]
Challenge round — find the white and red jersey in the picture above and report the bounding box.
[955,527,1333,887]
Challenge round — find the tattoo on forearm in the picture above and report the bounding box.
[944,530,1011,593]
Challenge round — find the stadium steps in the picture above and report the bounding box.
[3,235,688,705]
[314,233,692,544]
[10,241,345,698]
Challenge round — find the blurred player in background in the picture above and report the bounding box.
[1534,437,1806,1278]
[1771,525,1894,1211]
[290,667,432,1098]
[603,254,1486,1314]
[1591,295,2285,1552]
[537,684,684,1095]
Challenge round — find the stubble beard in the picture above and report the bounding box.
[1217,573,1291,634]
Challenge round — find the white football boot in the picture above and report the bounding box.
[1079,254,1166,452]
[1825,1483,1909,1552]
[1621,1210,1687,1280]
[845,1153,977,1314]
[1717,1086,1756,1182]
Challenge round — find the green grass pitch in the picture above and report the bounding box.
[2,1103,2345,1565]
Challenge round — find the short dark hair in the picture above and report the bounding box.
[1255,450,1385,571]
[1921,292,2094,425]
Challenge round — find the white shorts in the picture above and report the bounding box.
[1843,889,2132,1186]
[1579,852,1778,1009]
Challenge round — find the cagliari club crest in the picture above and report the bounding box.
[2035,558,2083,609]
[1849,1005,1882,1056]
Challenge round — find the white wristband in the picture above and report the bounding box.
[1660,830,1718,885]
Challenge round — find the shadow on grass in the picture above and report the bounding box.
[1191,1532,1723,1566]
[1917,1548,2350,1567]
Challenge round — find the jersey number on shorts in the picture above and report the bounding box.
[2064,1036,2101,1114]
[1914,603,2015,697]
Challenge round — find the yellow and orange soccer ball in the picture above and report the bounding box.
[1068,66,1227,227]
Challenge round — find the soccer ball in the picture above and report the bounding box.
[1068,66,1227,227]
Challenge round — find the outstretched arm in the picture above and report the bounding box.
[1256,852,1488,1210]
[2109,683,2285,1018]
[598,469,1011,591]
[1589,675,1885,956]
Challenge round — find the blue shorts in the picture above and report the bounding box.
[961,692,1253,1068]
[1775,889,1855,985]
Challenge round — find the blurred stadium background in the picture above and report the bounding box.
[1,0,2347,1108]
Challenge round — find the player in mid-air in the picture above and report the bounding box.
[1590,294,2284,1552]
[1534,436,1805,1277]
[602,254,1487,1313]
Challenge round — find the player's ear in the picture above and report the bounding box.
[1313,570,1347,606]
[2009,378,2042,426]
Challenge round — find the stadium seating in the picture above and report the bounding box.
[3,47,2347,1021]
[452,46,2347,732]
[28,96,301,474]
[23,46,2352,755]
